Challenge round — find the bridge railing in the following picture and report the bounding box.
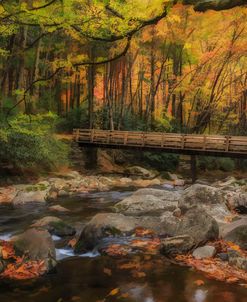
[73,129,247,154]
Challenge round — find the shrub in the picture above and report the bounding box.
[217,158,235,172]
[143,152,179,172]
[198,156,235,172]
[0,113,70,172]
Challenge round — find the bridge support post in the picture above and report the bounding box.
[85,147,98,170]
[191,155,197,183]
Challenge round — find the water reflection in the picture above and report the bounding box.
[193,289,208,302]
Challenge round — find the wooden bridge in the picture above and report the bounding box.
[73,129,247,158]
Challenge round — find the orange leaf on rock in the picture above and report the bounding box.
[1,243,16,260]
[135,227,155,237]
[194,280,205,286]
[68,238,77,248]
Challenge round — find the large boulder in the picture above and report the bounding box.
[114,188,180,216]
[224,225,247,250]
[176,208,219,245]
[12,190,48,207]
[31,216,76,237]
[49,205,70,213]
[124,166,155,179]
[12,228,56,272]
[74,213,139,252]
[220,217,247,237]
[179,184,225,208]
[160,235,195,255]
[179,184,232,223]
[228,249,247,271]
[0,186,17,205]
[225,191,247,212]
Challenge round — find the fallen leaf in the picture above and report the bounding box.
[194,280,205,286]
[132,271,146,278]
[68,238,77,248]
[120,293,130,299]
[107,288,120,296]
[135,227,155,237]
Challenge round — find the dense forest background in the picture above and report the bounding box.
[0,0,247,173]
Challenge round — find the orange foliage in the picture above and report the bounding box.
[176,255,247,284]
[194,279,205,286]
[134,227,155,237]
[103,244,130,257]
[0,241,46,281]
[1,260,46,281]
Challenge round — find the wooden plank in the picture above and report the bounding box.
[73,129,247,157]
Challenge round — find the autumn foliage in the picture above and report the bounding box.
[0,240,46,281]
[176,240,247,286]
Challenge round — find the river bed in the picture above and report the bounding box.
[0,188,246,302]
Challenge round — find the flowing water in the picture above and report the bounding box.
[0,188,246,302]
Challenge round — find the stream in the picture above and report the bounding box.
[0,188,246,302]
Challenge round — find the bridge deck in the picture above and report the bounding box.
[73,129,247,158]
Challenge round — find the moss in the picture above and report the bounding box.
[74,240,86,253]
[25,184,48,192]
[104,227,122,236]
[49,221,75,237]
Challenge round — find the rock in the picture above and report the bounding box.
[160,235,195,255]
[192,245,216,259]
[225,191,247,211]
[12,189,48,207]
[179,184,231,223]
[133,178,161,187]
[75,213,139,252]
[99,177,115,186]
[224,225,247,250]
[213,177,237,189]
[46,189,58,202]
[12,228,56,272]
[228,249,247,271]
[204,204,232,224]
[167,173,179,181]
[125,166,155,179]
[217,253,229,262]
[176,208,219,245]
[114,188,180,215]
[64,171,82,180]
[179,184,225,208]
[48,178,69,191]
[57,189,70,197]
[0,186,17,205]
[173,208,182,218]
[49,205,70,213]
[174,179,185,186]
[120,177,133,184]
[159,212,180,236]
[220,217,247,237]
[31,216,76,237]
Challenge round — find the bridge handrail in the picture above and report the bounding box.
[73,129,247,155]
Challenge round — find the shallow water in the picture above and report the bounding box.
[0,188,246,302]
